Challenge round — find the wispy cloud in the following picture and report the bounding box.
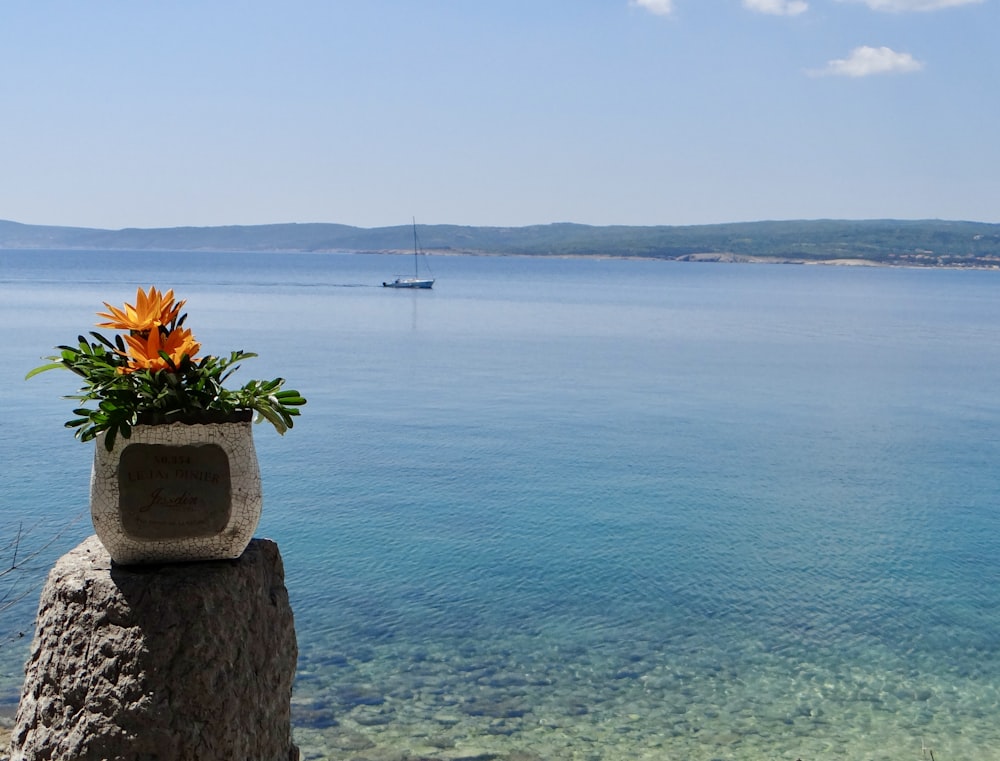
[743,0,809,15]
[839,0,983,10]
[630,0,675,16]
[810,45,925,76]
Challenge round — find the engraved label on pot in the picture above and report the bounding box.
[118,443,232,540]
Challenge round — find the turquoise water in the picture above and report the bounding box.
[2,250,1000,759]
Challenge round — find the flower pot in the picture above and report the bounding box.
[89,414,262,564]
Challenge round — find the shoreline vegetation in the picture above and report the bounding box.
[2,218,1000,268]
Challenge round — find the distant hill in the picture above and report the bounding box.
[2,218,1000,267]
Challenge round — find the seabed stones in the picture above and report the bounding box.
[286,627,998,761]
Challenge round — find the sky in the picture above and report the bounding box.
[1,0,997,230]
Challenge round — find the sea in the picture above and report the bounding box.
[2,249,1000,761]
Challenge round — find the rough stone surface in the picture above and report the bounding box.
[10,535,298,761]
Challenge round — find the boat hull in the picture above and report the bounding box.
[383,278,434,289]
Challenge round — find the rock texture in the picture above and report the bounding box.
[10,535,298,761]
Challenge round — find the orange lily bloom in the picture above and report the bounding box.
[97,286,185,333]
[120,326,201,373]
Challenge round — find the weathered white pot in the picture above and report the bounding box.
[90,416,262,564]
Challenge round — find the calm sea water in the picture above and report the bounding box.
[2,250,1000,760]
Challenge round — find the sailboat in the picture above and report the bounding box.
[383,219,435,289]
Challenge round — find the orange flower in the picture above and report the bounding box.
[97,286,185,333]
[119,326,201,373]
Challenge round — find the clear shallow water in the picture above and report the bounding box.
[2,250,1000,759]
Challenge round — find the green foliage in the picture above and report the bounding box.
[5,218,1000,264]
[28,332,306,451]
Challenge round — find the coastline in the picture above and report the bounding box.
[3,244,1000,269]
[376,247,1000,270]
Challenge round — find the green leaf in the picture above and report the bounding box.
[274,390,307,405]
[89,331,117,350]
[253,404,288,434]
[25,362,65,380]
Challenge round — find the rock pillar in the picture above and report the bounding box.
[10,535,298,761]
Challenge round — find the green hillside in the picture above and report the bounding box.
[2,218,1000,267]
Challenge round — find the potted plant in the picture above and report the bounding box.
[28,286,306,564]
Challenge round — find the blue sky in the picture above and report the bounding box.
[2,0,996,229]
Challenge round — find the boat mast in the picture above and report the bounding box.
[412,217,419,278]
